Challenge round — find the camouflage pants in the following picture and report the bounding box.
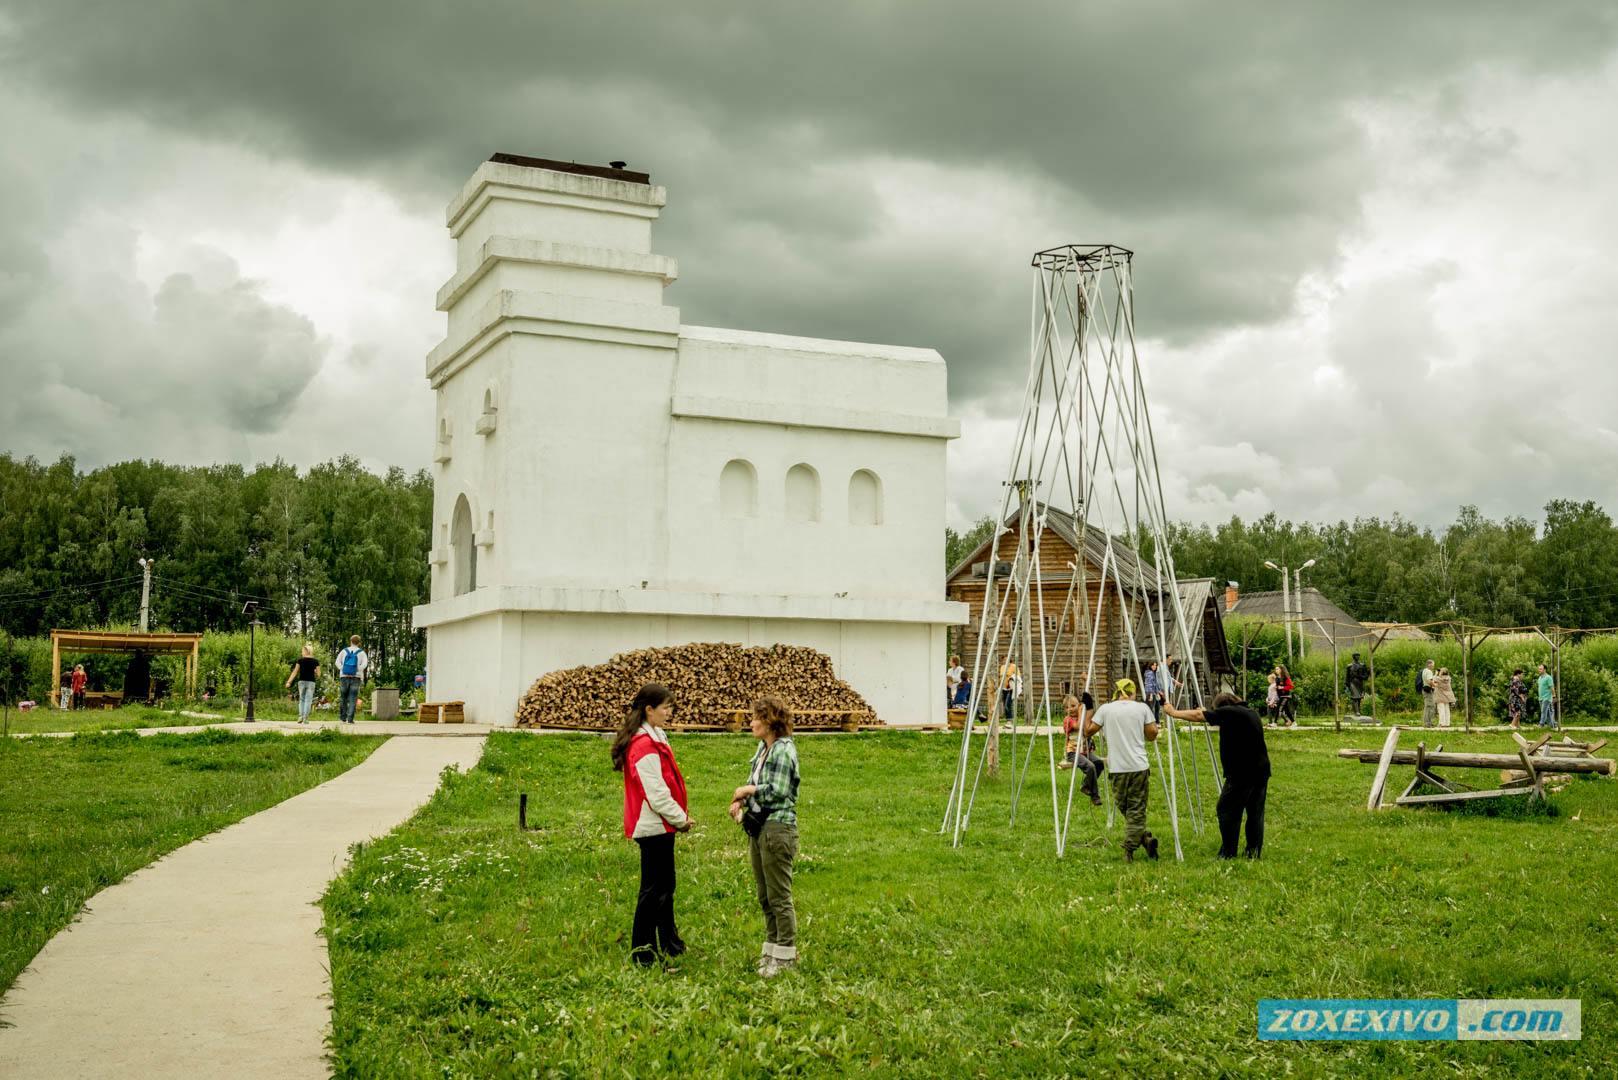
[1112,769,1151,853]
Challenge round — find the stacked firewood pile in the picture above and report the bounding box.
[514,642,875,730]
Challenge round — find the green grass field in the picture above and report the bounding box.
[0,728,386,994]
[0,692,381,735]
[321,728,1616,1079]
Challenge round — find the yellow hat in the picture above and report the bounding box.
[1114,678,1136,698]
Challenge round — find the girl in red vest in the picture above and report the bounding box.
[610,683,691,967]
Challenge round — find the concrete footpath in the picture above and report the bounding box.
[0,735,485,1079]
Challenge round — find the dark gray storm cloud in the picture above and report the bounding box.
[4,2,1618,527]
[4,0,1615,406]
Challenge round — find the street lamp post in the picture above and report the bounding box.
[1264,560,1291,660]
[243,601,259,722]
[1294,558,1317,656]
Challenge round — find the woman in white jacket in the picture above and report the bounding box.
[609,683,691,967]
[1432,668,1456,728]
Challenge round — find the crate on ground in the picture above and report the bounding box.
[418,702,441,724]
[440,701,465,724]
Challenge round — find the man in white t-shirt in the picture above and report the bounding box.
[336,634,369,724]
[1085,677,1161,861]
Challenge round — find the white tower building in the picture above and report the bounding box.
[413,154,967,725]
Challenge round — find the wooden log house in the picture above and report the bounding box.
[945,505,1235,710]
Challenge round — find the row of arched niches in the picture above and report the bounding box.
[720,460,883,524]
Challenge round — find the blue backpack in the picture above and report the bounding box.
[341,647,361,677]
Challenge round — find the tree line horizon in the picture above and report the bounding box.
[948,498,1618,631]
[5,453,1618,645]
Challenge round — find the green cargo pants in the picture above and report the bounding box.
[1112,769,1151,854]
[749,820,799,955]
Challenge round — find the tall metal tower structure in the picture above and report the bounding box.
[942,245,1221,859]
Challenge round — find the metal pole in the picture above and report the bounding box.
[1280,566,1292,660]
[1294,566,1314,658]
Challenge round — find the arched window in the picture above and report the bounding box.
[451,494,477,595]
[785,463,820,522]
[848,469,883,525]
[720,459,757,519]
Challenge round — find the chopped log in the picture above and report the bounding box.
[1396,787,1532,806]
[512,642,874,730]
[1338,748,1614,776]
[1367,727,1402,811]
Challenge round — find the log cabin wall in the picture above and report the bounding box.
[946,524,1147,712]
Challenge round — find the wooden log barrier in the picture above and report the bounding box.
[1338,748,1615,776]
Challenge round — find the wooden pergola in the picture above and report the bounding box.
[51,629,202,707]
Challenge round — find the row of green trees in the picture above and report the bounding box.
[0,453,432,679]
[947,501,1618,630]
[1224,619,1618,722]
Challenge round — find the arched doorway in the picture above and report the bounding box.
[452,494,477,595]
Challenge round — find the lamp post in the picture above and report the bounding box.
[1293,559,1317,656]
[1264,560,1291,660]
[242,601,259,722]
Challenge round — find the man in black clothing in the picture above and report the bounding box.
[1345,653,1371,719]
[1164,692,1271,859]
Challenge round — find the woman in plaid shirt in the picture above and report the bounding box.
[730,694,800,977]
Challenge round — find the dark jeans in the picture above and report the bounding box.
[339,677,361,723]
[1216,776,1269,858]
[72,690,85,710]
[632,833,683,962]
[1112,769,1151,853]
[1064,751,1105,792]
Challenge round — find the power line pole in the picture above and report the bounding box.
[137,558,154,632]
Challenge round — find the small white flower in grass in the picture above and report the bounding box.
[41,886,49,894]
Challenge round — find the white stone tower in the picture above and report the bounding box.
[415,154,966,724]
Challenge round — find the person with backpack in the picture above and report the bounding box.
[336,635,368,724]
[1418,660,1437,727]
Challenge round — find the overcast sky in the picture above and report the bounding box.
[3,2,1616,531]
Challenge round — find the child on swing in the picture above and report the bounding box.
[1056,691,1104,805]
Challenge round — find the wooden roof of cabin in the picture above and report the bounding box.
[51,629,202,655]
[945,503,1155,587]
